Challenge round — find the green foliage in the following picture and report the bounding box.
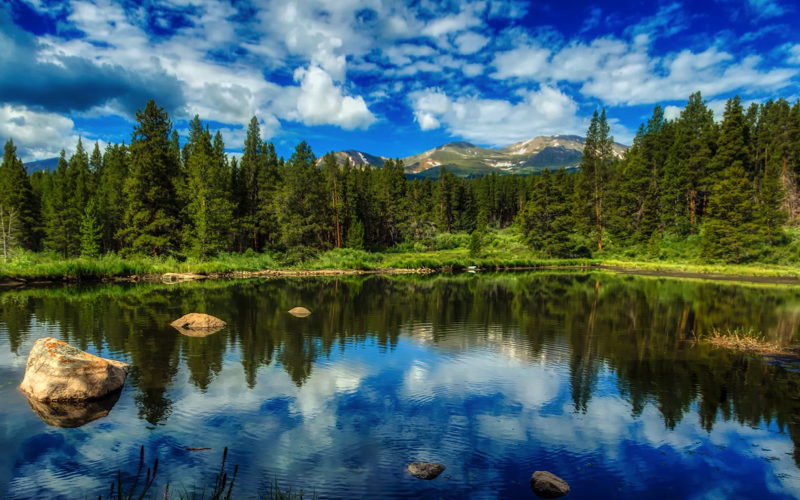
[80,200,102,258]
[8,91,800,273]
[119,100,181,257]
[468,230,482,258]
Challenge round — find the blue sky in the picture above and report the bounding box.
[1,0,799,162]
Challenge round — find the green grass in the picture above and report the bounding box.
[4,226,800,281]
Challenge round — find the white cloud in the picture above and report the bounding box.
[291,66,376,130]
[664,105,682,120]
[409,85,582,146]
[0,105,82,160]
[490,44,552,80]
[454,32,490,55]
[787,44,800,65]
[747,0,786,18]
[490,37,798,106]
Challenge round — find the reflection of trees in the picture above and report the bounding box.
[2,273,800,461]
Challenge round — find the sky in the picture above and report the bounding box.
[1,0,799,162]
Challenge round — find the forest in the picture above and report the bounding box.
[0,92,799,269]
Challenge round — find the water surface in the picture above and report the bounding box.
[1,272,800,499]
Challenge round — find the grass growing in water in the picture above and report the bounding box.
[704,327,785,355]
[92,446,314,500]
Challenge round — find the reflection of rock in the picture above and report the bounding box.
[288,307,311,317]
[530,471,570,498]
[171,313,227,336]
[408,462,445,480]
[20,338,129,401]
[27,390,121,428]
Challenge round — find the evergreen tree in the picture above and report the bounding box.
[185,122,234,258]
[575,109,614,250]
[45,151,71,257]
[0,139,36,251]
[80,199,102,258]
[702,97,758,263]
[119,100,180,256]
[278,141,328,256]
[238,117,262,250]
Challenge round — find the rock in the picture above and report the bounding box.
[170,313,227,337]
[530,471,570,498]
[162,273,206,283]
[407,462,445,480]
[288,307,311,317]
[19,338,129,402]
[26,390,121,428]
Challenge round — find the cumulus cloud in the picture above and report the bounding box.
[0,105,82,160]
[409,85,582,146]
[291,66,376,130]
[454,31,490,55]
[490,37,798,106]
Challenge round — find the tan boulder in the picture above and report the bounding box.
[171,313,226,337]
[20,338,129,402]
[288,307,311,317]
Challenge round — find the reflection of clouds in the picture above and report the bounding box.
[3,337,800,499]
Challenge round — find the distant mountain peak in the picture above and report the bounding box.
[319,134,628,178]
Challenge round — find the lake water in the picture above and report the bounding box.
[2,272,800,499]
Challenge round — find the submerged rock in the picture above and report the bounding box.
[530,471,570,498]
[171,313,227,336]
[408,462,445,480]
[288,307,312,317]
[27,390,122,428]
[20,338,129,402]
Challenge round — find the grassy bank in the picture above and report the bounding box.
[3,227,800,282]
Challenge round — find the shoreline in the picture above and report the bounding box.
[3,260,800,287]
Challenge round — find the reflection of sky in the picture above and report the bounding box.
[2,333,799,499]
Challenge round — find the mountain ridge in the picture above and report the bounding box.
[320,135,629,178]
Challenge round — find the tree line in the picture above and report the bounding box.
[0,93,799,263]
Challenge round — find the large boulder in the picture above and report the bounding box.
[171,313,226,336]
[20,338,129,402]
[288,307,311,317]
[530,471,570,498]
[408,462,446,480]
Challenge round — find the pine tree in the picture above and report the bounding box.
[80,199,102,258]
[239,117,262,250]
[45,150,71,257]
[97,143,129,253]
[0,139,36,252]
[119,100,180,256]
[185,122,234,258]
[278,141,328,255]
[347,217,365,250]
[760,154,787,245]
[67,137,92,255]
[574,109,614,250]
[701,97,758,263]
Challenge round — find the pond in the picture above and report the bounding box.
[1,272,800,499]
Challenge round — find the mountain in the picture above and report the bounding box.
[319,135,628,178]
[316,149,388,168]
[24,157,60,173]
[404,135,629,177]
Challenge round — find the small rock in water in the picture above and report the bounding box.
[408,462,445,480]
[20,338,129,402]
[530,471,570,498]
[171,313,226,336]
[288,307,312,317]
